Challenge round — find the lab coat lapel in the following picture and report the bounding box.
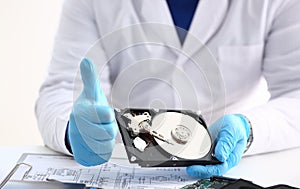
[132,0,229,63]
[179,0,229,65]
[135,0,181,51]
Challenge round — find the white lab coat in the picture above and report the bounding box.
[36,0,300,156]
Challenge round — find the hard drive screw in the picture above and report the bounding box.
[130,156,137,162]
[153,108,159,113]
[196,110,202,115]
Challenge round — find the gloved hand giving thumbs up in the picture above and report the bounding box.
[67,58,118,166]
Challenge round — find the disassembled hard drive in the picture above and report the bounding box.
[114,108,220,167]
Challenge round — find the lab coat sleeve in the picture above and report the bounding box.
[243,0,300,155]
[35,0,110,154]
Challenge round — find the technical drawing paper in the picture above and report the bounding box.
[11,153,197,188]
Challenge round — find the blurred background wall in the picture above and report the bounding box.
[0,0,63,145]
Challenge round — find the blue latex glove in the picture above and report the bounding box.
[67,58,118,166]
[186,114,250,178]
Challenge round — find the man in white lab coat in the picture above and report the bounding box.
[36,0,300,178]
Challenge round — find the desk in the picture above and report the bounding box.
[1,145,300,188]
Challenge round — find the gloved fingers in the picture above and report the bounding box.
[186,142,245,178]
[208,115,239,145]
[73,148,111,167]
[186,115,248,178]
[95,105,115,124]
[100,122,119,139]
[186,163,227,178]
[68,117,114,166]
[80,58,108,106]
[215,127,248,162]
[214,131,236,162]
[214,115,244,162]
[73,103,115,124]
[208,118,223,141]
[186,146,244,179]
[82,137,116,155]
[226,139,247,169]
[78,121,118,141]
[95,152,113,162]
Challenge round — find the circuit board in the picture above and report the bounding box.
[180,176,236,189]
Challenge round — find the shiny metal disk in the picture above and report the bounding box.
[151,112,211,159]
[171,125,192,144]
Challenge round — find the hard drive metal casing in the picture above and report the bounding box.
[115,108,220,167]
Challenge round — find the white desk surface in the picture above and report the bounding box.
[0,145,300,188]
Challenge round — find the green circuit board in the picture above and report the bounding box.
[180,176,236,189]
[180,180,227,189]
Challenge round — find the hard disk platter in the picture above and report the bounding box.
[114,108,220,167]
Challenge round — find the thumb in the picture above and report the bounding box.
[80,58,108,105]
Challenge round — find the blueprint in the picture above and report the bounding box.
[11,153,197,188]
